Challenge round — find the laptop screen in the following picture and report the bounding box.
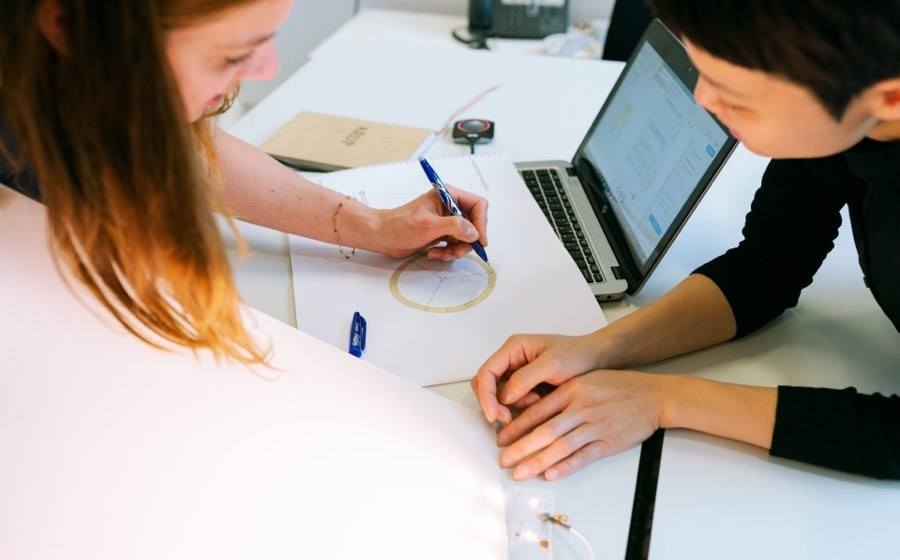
[580,40,730,268]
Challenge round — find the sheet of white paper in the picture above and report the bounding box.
[0,190,506,560]
[290,154,607,386]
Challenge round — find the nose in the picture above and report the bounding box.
[239,42,279,81]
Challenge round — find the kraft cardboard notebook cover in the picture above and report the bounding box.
[261,111,433,171]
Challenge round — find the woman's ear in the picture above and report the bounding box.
[36,0,68,55]
[868,78,900,122]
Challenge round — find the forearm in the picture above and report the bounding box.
[659,375,777,449]
[601,274,773,449]
[214,129,385,252]
[596,274,737,368]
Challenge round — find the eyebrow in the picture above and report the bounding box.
[229,32,276,49]
[701,74,747,98]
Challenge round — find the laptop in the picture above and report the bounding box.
[517,19,737,300]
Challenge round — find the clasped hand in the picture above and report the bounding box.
[472,333,664,481]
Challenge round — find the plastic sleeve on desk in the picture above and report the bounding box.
[770,385,900,480]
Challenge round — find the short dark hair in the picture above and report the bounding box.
[648,1,900,120]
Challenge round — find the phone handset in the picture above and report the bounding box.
[468,0,494,33]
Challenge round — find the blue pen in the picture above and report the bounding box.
[418,158,489,262]
[348,311,366,358]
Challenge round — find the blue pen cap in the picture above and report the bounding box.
[348,311,367,358]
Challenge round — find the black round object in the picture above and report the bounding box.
[457,119,491,133]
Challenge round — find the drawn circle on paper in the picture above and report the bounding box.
[389,254,496,313]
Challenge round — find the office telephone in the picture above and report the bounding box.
[468,0,569,39]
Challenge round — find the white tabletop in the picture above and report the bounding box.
[645,189,900,559]
[226,8,900,559]
[230,44,624,163]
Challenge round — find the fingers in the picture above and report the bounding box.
[497,384,571,447]
[415,186,486,261]
[446,185,489,246]
[543,440,615,481]
[381,187,486,260]
[508,424,599,481]
[497,355,560,409]
[497,405,513,424]
[426,214,479,248]
[471,361,504,425]
[449,215,480,242]
[473,336,541,423]
[495,370,661,480]
[509,391,541,410]
[426,240,471,261]
[470,375,512,425]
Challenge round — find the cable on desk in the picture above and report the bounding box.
[543,512,596,560]
[437,83,502,138]
[417,83,503,157]
[451,26,490,50]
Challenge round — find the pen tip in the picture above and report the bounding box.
[473,243,488,262]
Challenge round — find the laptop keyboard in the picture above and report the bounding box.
[520,168,605,284]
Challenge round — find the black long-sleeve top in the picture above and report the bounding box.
[695,138,900,479]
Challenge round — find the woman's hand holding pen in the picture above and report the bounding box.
[374,185,489,260]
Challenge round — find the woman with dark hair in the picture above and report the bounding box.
[0,1,488,364]
[473,0,900,480]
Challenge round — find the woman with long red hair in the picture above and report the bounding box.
[0,0,488,364]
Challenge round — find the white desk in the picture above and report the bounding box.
[226,9,900,560]
[227,18,640,560]
[644,188,900,558]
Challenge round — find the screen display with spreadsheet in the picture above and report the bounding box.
[581,40,730,267]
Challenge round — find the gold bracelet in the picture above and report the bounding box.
[333,195,356,259]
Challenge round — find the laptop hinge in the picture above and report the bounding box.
[566,167,577,177]
[611,266,624,280]
[571,156,643,289]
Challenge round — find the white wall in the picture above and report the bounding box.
[239,0,356,106]
[239,0,616,108]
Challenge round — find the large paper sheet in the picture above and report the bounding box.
[290,154,607,385]
[0,190,506,560]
